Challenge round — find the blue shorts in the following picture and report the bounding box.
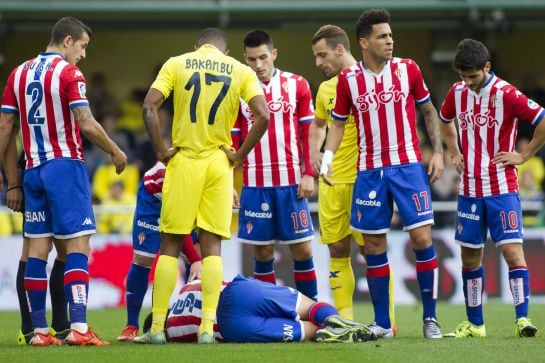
[351,163,434,233]
[455,193,523,249]
[238,185,314,244]
[217,275,303,342]
[132,182,162,258]
[23,159,95,238]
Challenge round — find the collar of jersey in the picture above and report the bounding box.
[38,51,64,59]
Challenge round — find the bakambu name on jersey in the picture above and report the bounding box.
[185,59,233,75]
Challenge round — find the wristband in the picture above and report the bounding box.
[7,186,21,192]
[320,150,334,176]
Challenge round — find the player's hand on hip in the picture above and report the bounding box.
[219,145,240,166]
[157,147,178,165]
[297,174,315,199]
[492,151,524,166]
[111,149,128,174]
[428,152,445,183]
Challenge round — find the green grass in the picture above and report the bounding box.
[0,302,543,363]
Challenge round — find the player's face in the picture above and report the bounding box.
[360,23,393,64]
[312,39,345,78]
[244,44,277,83]
[459,62,491,93]
[65,32,90,66]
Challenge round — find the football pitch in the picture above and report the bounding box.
[0,302,542,363]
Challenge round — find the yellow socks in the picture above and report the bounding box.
[329,257,355,320]
[389,266,396,329]
[151,255,178,334]
[198,256,223,335]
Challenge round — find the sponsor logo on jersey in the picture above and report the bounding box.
[458,204,480,221]
[356,191,381,207]
[244,210,273,219]
[172,292,197,315]
[71,284,87,305]
[137,219,159,231]
[467,278,482,307]
[510,278,525,306]
[25,211,46,223]
[282,324,294,341]
[458,109,499,130]
[355,85,406,112]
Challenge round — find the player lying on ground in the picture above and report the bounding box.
[137,275,377,343]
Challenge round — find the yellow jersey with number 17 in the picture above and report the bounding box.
[151,44,263,157]
[315,76,358,183]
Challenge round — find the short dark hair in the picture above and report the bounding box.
[50,17,92,46]
[452,39,490,71]
[243,30,274,49]
[355,9,390,39]
[311,24,350,52]
[196,28,227,49]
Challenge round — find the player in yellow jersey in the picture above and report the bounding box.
[310,25,396,334]
[135,28,269,344]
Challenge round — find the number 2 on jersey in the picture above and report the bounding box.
[185,72,231,125]
[26,81,46,125]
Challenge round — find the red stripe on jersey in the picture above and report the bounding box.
[64,270,89,284]
[44,57,62,158]
[472,96,483,197]
[24,279,47,291]
[375,76,392,166]
[143,161,166,197]
[293,270,316,282]
[17,62,33,168]
[416,258,438,272]
[366,265,390,278]
[487,91,500,196]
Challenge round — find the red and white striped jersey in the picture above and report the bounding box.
[440,73,545,197]
[233,69,314,187]
[332,58,430,171]
[165,280,227,343]
[1,52,89,169]
[143,161,166,200]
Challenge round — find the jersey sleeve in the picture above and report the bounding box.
[314,82,329,121]
[509,89,545,126]
[63,65,89,109]
[239,65,264,105]
[296,76,314,124]
[439,85,457,123]
[331,73,351,122]
[408,60,431,105]
[150,57,177,99]
[1,68,19,114]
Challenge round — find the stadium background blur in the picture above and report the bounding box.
[0,0,545,310]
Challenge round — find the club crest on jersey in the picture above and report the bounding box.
[394,68,403,79]
[246,221,253,234]
[457,223,463,234]
[138,232,146,245]
[357,210,362,222]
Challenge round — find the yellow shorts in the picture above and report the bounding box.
[160,148,233,239]
[318,182,364,246]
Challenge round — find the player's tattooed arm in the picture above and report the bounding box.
[419,101,443,155]
[73,105,127,174]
